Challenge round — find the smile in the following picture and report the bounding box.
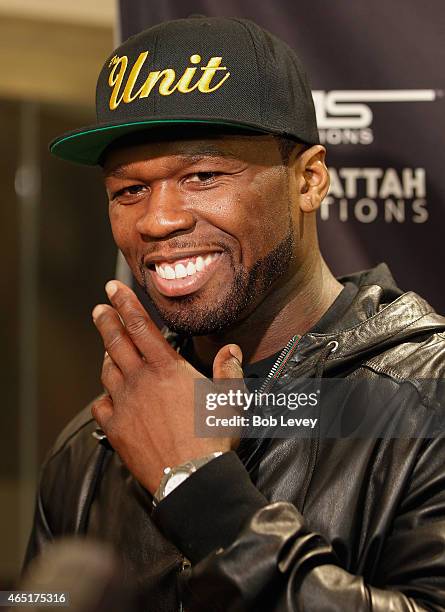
[155,253,219,279]
[146,252,224,297]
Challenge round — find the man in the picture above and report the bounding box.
[25,16,445,611]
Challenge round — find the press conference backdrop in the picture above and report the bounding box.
[119,0,445,312]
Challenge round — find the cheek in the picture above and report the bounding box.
[109,207,139,259]
[238,170,291,256]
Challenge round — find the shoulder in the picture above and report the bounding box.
[361,329,445,419]
[366,329,445,380]
[38,397,108,534]
[45,399,98,464]
[39,397,102,493]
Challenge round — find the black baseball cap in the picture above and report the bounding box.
[50,16,319,166]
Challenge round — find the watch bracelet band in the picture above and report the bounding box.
[153,451,224,506]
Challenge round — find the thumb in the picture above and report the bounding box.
[91,392,114,431]
[213,344,244,379]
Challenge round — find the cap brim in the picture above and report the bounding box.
[49,117,276,166]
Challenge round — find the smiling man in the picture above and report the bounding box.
[103,129,341,354]
[24,16,445,612]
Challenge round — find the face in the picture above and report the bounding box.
[103,133,301,336]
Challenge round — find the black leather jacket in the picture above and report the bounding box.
[24,264,445,611]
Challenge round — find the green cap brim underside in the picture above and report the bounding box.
[49,118,271,166]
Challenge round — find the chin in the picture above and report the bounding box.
[153,302,240,336]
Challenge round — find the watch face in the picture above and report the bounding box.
[164,470,190,497]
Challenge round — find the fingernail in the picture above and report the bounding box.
[105,281,118,298]
[92,304,107,321]
[229,345,243,364]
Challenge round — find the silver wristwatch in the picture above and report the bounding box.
[153,452,224,506]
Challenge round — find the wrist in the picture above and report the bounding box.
[153,451,225,506]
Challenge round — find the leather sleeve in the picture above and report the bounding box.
[154,447,445,611]
[22,477,54,572]
[21,405,99,573]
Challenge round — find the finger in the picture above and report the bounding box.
[104,280,177,366]
[101,350,122,394]
[213,344,244,379]
[91,393,114,431]
[92,303,142,374]
[213,345,246,417]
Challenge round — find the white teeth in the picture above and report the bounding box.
[174,263,188,278]
[154,253,219,280]
[196,256,205,272]
[164,265,175,279]
[155,264,166,279]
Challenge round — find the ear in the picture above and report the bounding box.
[291,145,329,213]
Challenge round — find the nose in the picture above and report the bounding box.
[135,182,196,239]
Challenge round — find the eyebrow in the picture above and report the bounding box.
[104,165,128,179]
[103,146,237,178]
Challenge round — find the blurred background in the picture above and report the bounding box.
[0,0,118,588]
[1,0,444,590]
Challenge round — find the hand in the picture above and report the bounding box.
[91,280,244,495]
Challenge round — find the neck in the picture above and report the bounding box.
[192,253,343,372]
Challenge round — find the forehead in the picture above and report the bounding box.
[101,133,281,175]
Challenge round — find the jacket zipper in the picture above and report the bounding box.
[236,334,302,473]
[178,557,191,612]
[258,334,301,393]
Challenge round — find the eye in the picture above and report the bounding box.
[186,172,221,184]
[111,184,147,200]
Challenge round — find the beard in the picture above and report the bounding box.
[140,220,294,337]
